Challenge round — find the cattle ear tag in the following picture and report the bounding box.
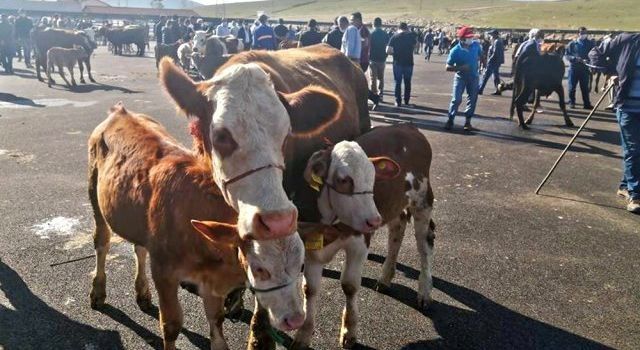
[305,232,324,250]
[309,173,323,192]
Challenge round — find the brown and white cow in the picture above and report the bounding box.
[159,44,370,241]
[88,104,305,350]
[292,124,435,349]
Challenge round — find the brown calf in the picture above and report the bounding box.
[88,104,305,350]
[46,46,89,88]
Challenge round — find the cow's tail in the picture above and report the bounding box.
[87,129,108,237]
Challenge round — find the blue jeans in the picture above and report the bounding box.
[479,63,501,93]
[568,65,592,107]
[393,63,413,104]
[617,109,640,200]
[448,73,479,121]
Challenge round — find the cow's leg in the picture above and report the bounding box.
[134,245,153,311]
[411,203,435,309]
[77,59,85,84]
[291,259,323,350]
[247,302,275,350]
[36,53,44,81]
[85,58,95,83]
[556,85,574,127]
[57,65,71,87]
[525,90,540,125]
[89,213,111,309]
[201,292,228,350]
[68,66,77,87]
[339,235,368,349]
[153,270,182,350]
[46,63,54,87]
[376,215,408,290]
[514,85,531,129]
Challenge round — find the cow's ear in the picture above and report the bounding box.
[370,157,401,180]
[278,86,342,137]
[304,149,332,191]
[160,57,213,122]
[191,220,240,246]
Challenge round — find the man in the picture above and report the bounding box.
[162,20,180,44]
[565,27,595,109]
[479,29,504,95]
[341,15,361,63]
[0,13,15,74]
[273,18,288,42]
[323,16,347,50]
[298,19,323,47]
[589,33,640,213]
[351,12,370,72]
[386,22,416,107]
[237,20,251,49]
[369,17,388,101]
[215,19,230,37]
[14,11,33,68]
[437,29,446,54]
[423,28,434,61]
[229,20,239,37]
[444,26,482,132]
[252,14,276,50]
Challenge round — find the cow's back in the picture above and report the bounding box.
[356,125,432,222]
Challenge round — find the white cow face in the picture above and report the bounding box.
[160,58,343,240]
[191,221,306,331]
[192,30,208,52]
[305,141,401,232]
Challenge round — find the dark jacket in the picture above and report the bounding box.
[369,27,388,63]
[589,33,640,109]
[14,16,33,39]
[488,38,504,66]
[324,27,342,50]
[154,21,165,43]
[298,29,323,47]
[565,38,595,68]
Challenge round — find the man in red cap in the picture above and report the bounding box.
[444,26,482,132]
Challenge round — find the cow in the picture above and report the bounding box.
[32,28,96,84]
[290,124,435,349]
[177,41,193,71]
[46,46,89,88]
[190,35,230,79]
[88,103,306,350]
[507,53,574,128]
[154,41,181,69]
[102,25,146,56]
[159,43,371,242]
[540,42,566,55]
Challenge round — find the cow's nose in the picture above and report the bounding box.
[281,312,305,331]
[365,216,382,230]
[253,210,297,239]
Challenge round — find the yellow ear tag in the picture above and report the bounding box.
[309,173,323,192]
[378,162,387,170]
[304,232,324,250]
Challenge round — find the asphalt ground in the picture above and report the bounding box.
[0,45,638,350]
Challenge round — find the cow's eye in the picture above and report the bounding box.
[211,127,238,158]
[334,175,354,194]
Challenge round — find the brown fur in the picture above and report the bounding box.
[46,46,88,88]
[87,104,246,349]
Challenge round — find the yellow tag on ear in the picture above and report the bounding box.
[378,162,387,170]
[309,173,324,192]
[304,232,324,250]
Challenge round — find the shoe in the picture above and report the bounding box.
[395,101,401,107]
[463,120,473,132]
[404,102,414,108]
[491,91,502,96]
[444,120,453,130]
[584,104,595,110]
[627,199,640,214]
[617,188,630,200]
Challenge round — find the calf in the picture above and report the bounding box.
[88,103,305,350]
[510,53,573,128]
[292,124,435,349]
[177,41,193,71]
[46,46,88,88]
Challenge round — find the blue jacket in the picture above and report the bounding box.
[565,38,595,68]
[589,33,640,109]
[252,24,276,50]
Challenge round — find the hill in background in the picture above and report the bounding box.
[195,0,638,31]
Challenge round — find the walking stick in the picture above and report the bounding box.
[534,82,615,195]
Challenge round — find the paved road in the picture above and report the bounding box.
[1,46,638,350]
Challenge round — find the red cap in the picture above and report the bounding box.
[457,26,474,39]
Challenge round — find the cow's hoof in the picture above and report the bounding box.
[80,79,86,84]
[566,121,575,128]
[417,294,433,310]
[341,335,357,349]
[89,78,96,83]
[89,291,106,310]
[375,281,390,293]
[519,124,529,130]
[136,294,153,312]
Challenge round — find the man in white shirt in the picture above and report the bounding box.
[341,16,361,62]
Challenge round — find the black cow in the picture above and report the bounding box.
[506,54,574,129]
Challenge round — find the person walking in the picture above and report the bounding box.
[565,27,595,109]
[341,15,362,63]
[237,20,252,49]
[478,29,504,95]
[423,28,434,61]
[0,13,15,74]
[323,16,347,50]
[590,33,640,213]
[298,19,323,47]
[386,22,416,107]
[368,17,388,102]
[444,26,482,132]
[14,11,32,68]
[252,14,277,50]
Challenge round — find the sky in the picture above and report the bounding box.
[194,0,268,6]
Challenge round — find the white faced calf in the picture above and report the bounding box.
[293,125,435,349]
